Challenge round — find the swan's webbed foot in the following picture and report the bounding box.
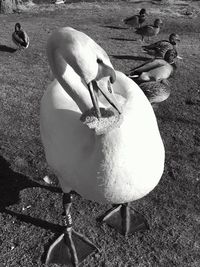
[46,192,98,266]
[97,203,149,236]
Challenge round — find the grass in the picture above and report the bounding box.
[0,0,200,266]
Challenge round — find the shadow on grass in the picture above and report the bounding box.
[0,155,65,263]
[111,54,151,61]
[2,208,64,233]
[158,115,200,127]
[2,207,65,264]
[110,37,137,42]
[134,0,154,3]
[0,45,17,53]
[0,155,61,208]
[101,25,128,30]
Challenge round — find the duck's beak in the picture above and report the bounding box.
[87,79,122,119]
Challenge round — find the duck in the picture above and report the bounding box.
[123,8,147,28]
[142,33,181,58]
[40,27,165,266]
[128,49,177,83]
[12,23,29,49]
[135,18,162,42]
[139,79,171,105]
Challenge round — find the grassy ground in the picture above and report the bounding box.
[0,0,200,266]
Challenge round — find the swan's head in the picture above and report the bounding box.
[47,27,122,119]
[67,32,122,119]
[89,57,122,118]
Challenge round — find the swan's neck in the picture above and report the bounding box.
[46,38,92,113]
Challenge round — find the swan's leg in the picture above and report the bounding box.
[46,192,98,266]
[97,203,149,236]
[121,203,130,236]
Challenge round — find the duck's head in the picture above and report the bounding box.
[139,8,147,16]
[169,33,180,45]
[154,19,162,27]
[164,49,177,65]
[15,23,21,32]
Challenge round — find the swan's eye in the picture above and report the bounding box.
[97,58,103,64]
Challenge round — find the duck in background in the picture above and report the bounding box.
[135,18,162,42]
[127,49,177,106]
[123,8,147,28]
[12,23,29,49]
[139,79,171,105]
[128,49,177,83]
[142,33,182,59]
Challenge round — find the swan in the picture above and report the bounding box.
[12,23,29,49]
[123,8,147,28]
[135,18,162,42]
[40,27,165,266]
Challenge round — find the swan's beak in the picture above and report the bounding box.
[96,80,122,114]
[88,81,101,119]
[87,80,122,119]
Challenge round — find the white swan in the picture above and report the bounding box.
[40,27,165,266]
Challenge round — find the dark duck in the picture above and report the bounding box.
[12,23,29,49]
[123,8,147,28]
[142,33,181,59]
[135,18,162,42]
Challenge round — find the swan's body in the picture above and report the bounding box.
[41,72,164,204]
[12,23,29,49]
[40,28,165,205]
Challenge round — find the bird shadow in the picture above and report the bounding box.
[2,207,65,264]
[134,0,154,3]
[111,54,151,61]
[0,155,61,209]
[0,154,65,262]
[0,45,17,53]
[110,37,137,42]
[158,115,200,127]
[0,154,75,264]
[101,25,128,30]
